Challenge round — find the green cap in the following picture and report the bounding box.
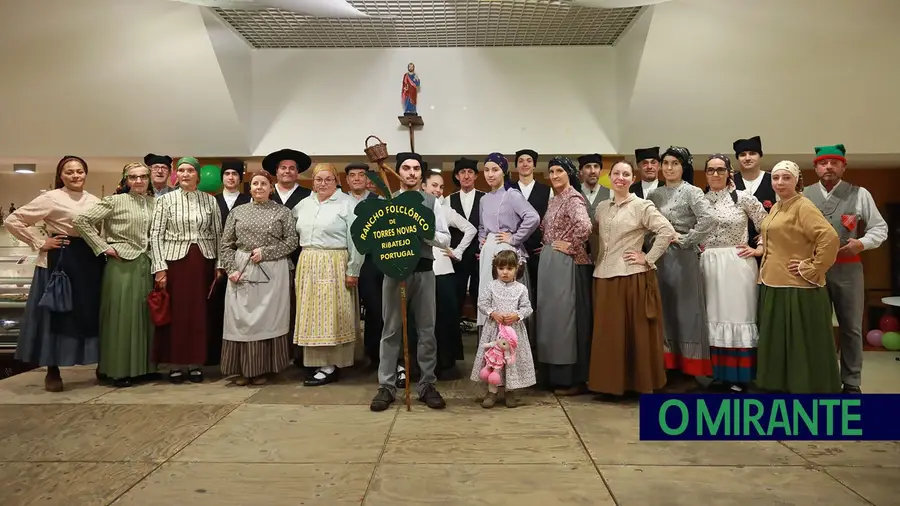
[813,144,846,164]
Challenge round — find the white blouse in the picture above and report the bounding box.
[292,191,364,277]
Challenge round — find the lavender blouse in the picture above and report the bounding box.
[478,186,540,260]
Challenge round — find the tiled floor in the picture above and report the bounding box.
[0,347,898,505]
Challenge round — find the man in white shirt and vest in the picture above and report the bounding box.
[803,144,888,393]
[447,157,483,321]
[629,147,660,199]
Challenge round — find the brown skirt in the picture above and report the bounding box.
[153,245,216,366]
[221,335,292,378]
[587,271,667,395]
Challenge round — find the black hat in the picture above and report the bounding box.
[262,149,312,177]
[344,162,370,174]
[515,149,538,164]
[453,157,478,174]
[634,147,660,163]
[395,152,423,167]
[577,153,603,168]
[733,136,763,157]
[144,153,172,167]
[220,160,244,181]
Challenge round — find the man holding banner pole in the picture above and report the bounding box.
[369,152,451,411]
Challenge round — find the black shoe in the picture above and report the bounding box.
[370,386,396,412]
[842,385,862,394]
[169,370,185,384]
[304,368,339,387]
[395,368,407,389]
[113,377,133,388]
[188,369,204,383]
[418,384,446,409]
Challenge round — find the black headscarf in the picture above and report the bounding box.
[661,146,694,185]
[704,153,737,201]
[548,156,580,189]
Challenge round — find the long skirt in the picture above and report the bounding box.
[535,247,593,388]
[294,248,356,368]
[16,237,104,366]
[153,245,215,366]
[221,336,292,378]
[435,273,463,371]
[756,285,841,393]
[588,271,667,395]
[700,247,759,383]
[477,233,534,335]
[98,254,154,379]
[656,245,712,377]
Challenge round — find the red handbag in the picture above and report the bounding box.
[147,287,171,327]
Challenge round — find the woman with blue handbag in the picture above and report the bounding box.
[5,155,105,392]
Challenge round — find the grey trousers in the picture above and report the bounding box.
[379,271,437,396]
[826,262,865,387]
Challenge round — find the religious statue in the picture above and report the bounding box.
[401,62,421,116]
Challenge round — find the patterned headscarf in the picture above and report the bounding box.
[54,155,89,189]
[704,153,735,191]
[484,152,514,190]
[548,156,580,189]
[662,146,694,185]
[115,162,152,195]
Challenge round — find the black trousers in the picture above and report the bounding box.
[454,253,479,315]
[358,259,384,364]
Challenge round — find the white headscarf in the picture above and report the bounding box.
[771,160,800,179]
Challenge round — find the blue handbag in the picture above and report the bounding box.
[38,246,73,313]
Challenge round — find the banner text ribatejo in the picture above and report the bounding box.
[638,394,900,441]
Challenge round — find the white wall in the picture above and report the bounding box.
[618,0,900,156]
[251,46,618,157]
[0,0,249,157]
[0,0,898,163]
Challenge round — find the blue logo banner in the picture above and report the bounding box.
[639,394,900,441]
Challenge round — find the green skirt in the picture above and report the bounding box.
[98,254,155,379]
[756,284,840,393]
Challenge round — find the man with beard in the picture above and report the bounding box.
[144,153,174,197]
[370,152,451,412]
[447,157,483,320]
[733,136,776,250]
[803,144,887,394]
[578,153,609,257]
[515,149,551,295]
[630,147,660,198]
[345,162,383,369]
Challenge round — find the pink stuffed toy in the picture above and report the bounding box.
[479,324,519,385]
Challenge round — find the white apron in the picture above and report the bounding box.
[223,250,291,342]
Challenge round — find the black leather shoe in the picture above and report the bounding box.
[304,368,339,387]
[370,386,395,412]
[418,384,446,409]
[169,370,185,384]
[842,385,862,394]
[188,369,204,383]
[113,377,133,388]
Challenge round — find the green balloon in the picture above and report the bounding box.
[197,165,223,193]
[882,331,900,351]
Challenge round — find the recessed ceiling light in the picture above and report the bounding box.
[13,164,36,174]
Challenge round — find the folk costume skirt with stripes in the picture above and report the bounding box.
[153,245,215,366]
[221,250,292,377]
[656,245,713,377]
[756,285,841,393]
[98,253,154,379]
[699,247,760,383]
[588,271,667,396]
[294,248,356,368]
[16,237,104,367]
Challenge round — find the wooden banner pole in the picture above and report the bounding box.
[398,281,412,411]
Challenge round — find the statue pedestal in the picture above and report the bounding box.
[398,115,424,151]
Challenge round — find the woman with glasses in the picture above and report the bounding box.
[700,155,768,392]
[293,163,363,386]
[219,171,298,385]
[74,162,155,388]
[150,157,223,384]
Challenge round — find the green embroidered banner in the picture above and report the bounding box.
[351,173,435,280]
